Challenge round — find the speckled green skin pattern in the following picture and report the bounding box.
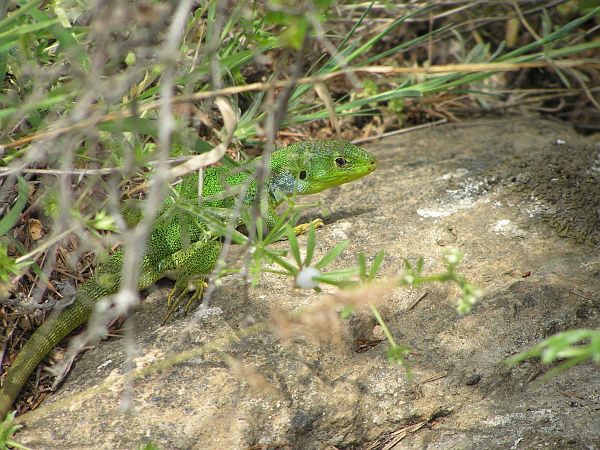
[0,140,377,417]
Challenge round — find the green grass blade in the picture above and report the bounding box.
[0,91,72,121]
[25,5,88,65]
[264,249,298,275]
[314,240,349,270]
[0,18,61,49]
[303,222,316,267]
[497,6,600,62]
[357,252,367,279]
[7,234,43,281]
[0,0,41,31]
[0,176,28,236]
[286,225,302,268]
[369,250,385,278]
[334,4,434,70]
[336,1,373,52]
[362,23,453,66]
[263,208,300,244]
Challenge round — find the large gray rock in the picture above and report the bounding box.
[16,117,600,449]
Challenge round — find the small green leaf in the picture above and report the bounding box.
[88,210,118,232]
[285,224,302,268]
[303,222,316,267]
[340,305,353,319]
[125,51,136,66]
[0,242,26,284]
[263,249,298,276]
[591,333,600,363]
[507,329,596,368]
[357,252,367,280]
[264,9,289,26]
[281,19,308,50]
[369,250,385,278]
[313,267,359,287]
[0,410,32,450]
[387,344,410,365]
[263,208,300,245]
[314,240,349,270]
[457,282,480,314]
[0,176,28,237]
[137,442,161,450]
[255,216,265,242]
[416,256,424,273]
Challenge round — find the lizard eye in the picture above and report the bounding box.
[299,170,307,180]
[335,157,347,167]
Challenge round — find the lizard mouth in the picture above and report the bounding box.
[366,156,378,173]
[349,155,378,179]
[309,155,378,193]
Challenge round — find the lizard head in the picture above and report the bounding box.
[270,140,377,197]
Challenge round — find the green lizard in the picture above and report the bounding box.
[0,139,377,417]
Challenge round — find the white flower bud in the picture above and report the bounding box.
[296,267,321,289]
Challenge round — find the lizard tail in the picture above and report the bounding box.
[0,288,95,419]
[0,249,162,418]
[0,250,165,418]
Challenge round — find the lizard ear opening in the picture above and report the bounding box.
[299,170,307,180]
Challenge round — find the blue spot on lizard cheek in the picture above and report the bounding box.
[269,172,304,198]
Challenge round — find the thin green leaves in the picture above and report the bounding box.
[0,176,28,237]
[313,239,349,270]
[497,6,600,62]
[328,4,434,72]
[0,0,86,65]
[256,221,383,292]
[0,17,61,52]
[509,329,600,380]
[0,241,27,286]
[285,224,302,268]
[303,222,316,268]
[0,0,42,31]
[0,411,31,450]
[358,249,384,282]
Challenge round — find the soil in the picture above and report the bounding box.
[14,116,600,449]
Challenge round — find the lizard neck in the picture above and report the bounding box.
[267,170,301,203]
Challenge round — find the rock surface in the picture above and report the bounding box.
[16,117,600,449]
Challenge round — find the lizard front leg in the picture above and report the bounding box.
[157,240,223,323]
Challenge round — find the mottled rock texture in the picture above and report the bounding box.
[16,117,600,449]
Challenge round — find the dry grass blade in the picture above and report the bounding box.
[314,82,340,135]
[365,420,429,450]
[2,59,595,151]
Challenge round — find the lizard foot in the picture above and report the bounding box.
[293,218,324,236]
[163,279,207,325]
